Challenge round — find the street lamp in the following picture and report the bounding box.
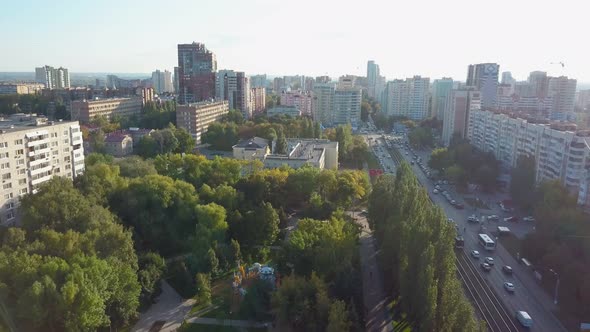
[549,269,560,305]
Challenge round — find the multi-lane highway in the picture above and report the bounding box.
[362,128,566,332]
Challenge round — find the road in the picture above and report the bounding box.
[380,134,566,332]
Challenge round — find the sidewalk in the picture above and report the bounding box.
[132,281,195,332]
[355,215,394,332]
[185,317,270,329]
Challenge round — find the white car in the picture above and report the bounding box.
[523,216,536,222]
[471,250,480,259]
[433,189,439,194]
[484,257,495,266]
[504,282,515,293]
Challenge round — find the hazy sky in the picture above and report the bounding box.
[1,0,588,82]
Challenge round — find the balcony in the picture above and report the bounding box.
[30,164,52,176]
[30,173,53,186]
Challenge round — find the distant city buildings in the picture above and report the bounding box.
[176,100,229,144]
[151,69,174,94]
[366,60,385,99]
[216,70,251,118]
[0,114,84,226]
[548,76,576,114]
[0,83,44,95]
[177,42,217,104]
[35,65,70,89]
[106,75,142,89]
[576,90,590,112]
[280,90,313,116]
[250,87,266,115]
[267,105,301,118]
[441,88,481,145]
[466,63,499,109]
[501,71,515,85]
[382,76,430,120]
[69,97,143,123]
[312,83,334,125]
[250,75,267,89]
[431,78,454,119]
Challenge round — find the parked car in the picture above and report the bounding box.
[481,262,491,271]
[523,216,536,222]
[504,216,518,222]
[516,311,533,328]
[504,282,515,293]
[467,215,479,223]
[488,215,499,221]
[471,250,480,259]
[484,257,495,266]
[433,189,439,194]
[502,265,513,275]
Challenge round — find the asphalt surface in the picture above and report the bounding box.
[378,134,567,332]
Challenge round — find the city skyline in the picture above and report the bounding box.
[1,0,588,82]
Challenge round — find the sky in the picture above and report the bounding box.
[1,0,588,82]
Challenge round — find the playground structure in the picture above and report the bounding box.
[232,263,277,296]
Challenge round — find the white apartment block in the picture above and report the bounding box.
[385,76,430,120]
[442,89,481,146]
[69,97,143,123]
[333,87,361,125]
[312,83,335,125]
[152,69,174,94]
[176,100,229,144]
[0,115,84,226]
[280,90,313,116]
[35,65,70,89]
[468,109,590,210]
[548,76,576,114]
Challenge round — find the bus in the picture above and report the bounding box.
[455,236,465,249]
[478,233,496,251]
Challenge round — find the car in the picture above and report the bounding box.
[503,265,513,275]
[360,210,368,216]
[451,200,457,205]
[433,188,439,194]
[443,180,449,185]
[447,218,455,223]
[481,262,491,271]
[410,161,414,165]
[488,215,499,221]
[471,250,480,259]
[484,257,495,266]
[467,215,479,223]
[504,216,518,222]
[435,185,441,190]
[504,282,515,293]
[523,216,536,222]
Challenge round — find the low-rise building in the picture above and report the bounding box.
[128,128,154,147]
[0,83,45,95]
[176,100,229,145]
[69,97,143,123]
[267,106,301,118]
[232,137,270,160]
[265,139,338,169]
[0,114,84,226]
[104,133,133,157]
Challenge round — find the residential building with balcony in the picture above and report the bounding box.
[280,90,313,116]
[176,100,229,145]
[0,114,84,226]
[69,97,143,123]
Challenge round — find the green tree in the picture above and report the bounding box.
[195,273,212,305]
[335,124,353,160]
[327,300,351,332]
[138,252,166,305]
[276,128,288,154]
[428,148,453,172]
[115,156,157,178]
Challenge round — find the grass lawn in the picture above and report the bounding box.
[463,197,490,210]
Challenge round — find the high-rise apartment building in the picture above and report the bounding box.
[312,83,335,125]
[177,42,217,104]
[176,101,229,144]
[173,67,180,93]
[280,90,313,116]
[152,69,174,94]
[441,88,481,145]
[431,78,454,119]
[215,70,251,118]
[35,66,70,89]
[0,115,84,226]
[250,75,267,89]
[501,71,515,85]
[367,60,381,99]
[528,71,549,98]
[312,83,361,126]
[69,97,143,123]
[548,76,577,114]
[576,90,590,112]
[466,63,499,109]
[250,87,266,115]
[383,76,430,120]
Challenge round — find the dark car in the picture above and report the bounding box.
[454,203,464,209]
[503,265,513,275]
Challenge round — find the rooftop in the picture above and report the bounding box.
[234,137,269,149]
[0,114,77,134]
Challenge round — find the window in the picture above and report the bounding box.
[63,148,69,153]
[53,159,59,165]
[14,139,23,145]
[3,183,12,190]
[0,162,9,169]
[17,159,24,166]
[15,149,24,156]
[53,150,59,156]
[0,142,7,148]
[0,152,8,159]
[63,139,69,144]
[19,188,27,194]
[1,173,10,180]
[63,130,68,136]
[64,156,70,162]
[51,141,58,147]
[51,132,58,138]
[65,164,71,170]
[18,179,26,185]
[6,202,14,209]
[18,169,26,175]
[3,193,12,199]
[6,212,15,220]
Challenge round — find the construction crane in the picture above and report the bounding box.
[550,61,565,68]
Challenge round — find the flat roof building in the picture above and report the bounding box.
[176,100,229,145]
[69,97,143,123]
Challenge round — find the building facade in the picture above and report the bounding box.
[104,133,133,157]
[384,76,430,120]
[548,76,577,114]
[176,100,229,144]
[69,97,143,123]
[215,70,251,118]
[333,87,362,125]
[312,83,335,125]
[280,90,313,116]
[152,69,174,94]
[177,42,217,104]
[0,83,44,95]
[250,87,266,115]
[431,78,453,119]
[466,63,499,109]
[442,89,481,145]
[0,115,84,226]
[268,106,301,118]
[576,89,590,112]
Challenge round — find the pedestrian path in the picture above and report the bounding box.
[184,317,270,329]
